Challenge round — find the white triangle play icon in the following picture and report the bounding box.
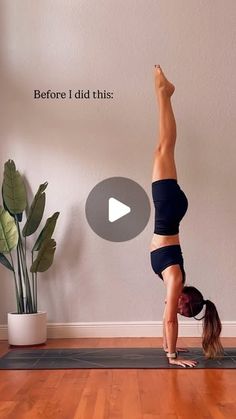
[108,197,131,222]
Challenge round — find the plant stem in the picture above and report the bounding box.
[35,273,38,312]
[9,251,22,313]
[31,251,35,312]
[16,220,34,313]
[16,246,24,312]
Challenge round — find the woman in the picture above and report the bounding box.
[150,65,224,368]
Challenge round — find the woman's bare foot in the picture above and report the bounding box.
[154,65,175,98]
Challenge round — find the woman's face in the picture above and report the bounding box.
[177,293,189,315]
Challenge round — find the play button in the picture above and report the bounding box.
[85,177,150,242]
[109,198,131,222]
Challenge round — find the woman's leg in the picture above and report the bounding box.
[152,65,178,182]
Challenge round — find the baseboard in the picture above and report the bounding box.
[0,321,235,341]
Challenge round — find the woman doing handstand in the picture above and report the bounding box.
[150,65,224,368]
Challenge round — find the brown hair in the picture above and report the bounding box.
[182,286,224,359]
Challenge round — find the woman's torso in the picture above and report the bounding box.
[150,233,180,252]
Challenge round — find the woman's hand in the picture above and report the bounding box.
[168,357,198,368]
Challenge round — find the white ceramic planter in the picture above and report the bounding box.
[8,311,47,346]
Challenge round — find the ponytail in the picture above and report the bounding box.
[201,299,224,359]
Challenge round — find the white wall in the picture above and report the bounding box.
[0,0,236,325]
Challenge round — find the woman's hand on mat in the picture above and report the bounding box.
[168,358,198,368]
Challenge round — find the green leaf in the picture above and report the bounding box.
[33,212,59,251]
[2,186,23,222]
[0,206,18,253]
[2,160,27,214]
[0,253,14,271]
[30,238,56,273]
[22,182,48,237]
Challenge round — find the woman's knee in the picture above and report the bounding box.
[155,142,175,155]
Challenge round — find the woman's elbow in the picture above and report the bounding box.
[165,317,178,325]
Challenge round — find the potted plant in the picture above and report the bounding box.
[0,159,59,345]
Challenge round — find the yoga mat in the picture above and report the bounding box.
[0,347,235,369]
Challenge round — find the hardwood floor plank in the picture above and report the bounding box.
[108,369,142,419]
[0,371,30,401]
[0,401,18,417]
[138,369,166,416]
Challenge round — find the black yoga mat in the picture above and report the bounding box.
[0,347,235,369]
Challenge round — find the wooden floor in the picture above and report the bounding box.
[0,337,236,419]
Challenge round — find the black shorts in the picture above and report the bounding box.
[152,179,188,235]
[150,244,186,284]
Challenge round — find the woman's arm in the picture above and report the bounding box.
[164,273,197,368]
[163,297,189,354]
[163,300,178,353]
[163,300,168,351]
[165,317,178,354]
[163,268,183,355]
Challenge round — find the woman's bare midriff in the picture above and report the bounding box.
[150,233,180,252]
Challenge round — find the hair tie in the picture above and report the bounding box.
[203,299,207,305]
